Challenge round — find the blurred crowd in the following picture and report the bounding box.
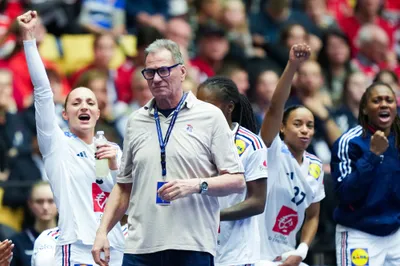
[0,0,399,265]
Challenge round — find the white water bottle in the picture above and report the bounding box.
[94,131,109,178]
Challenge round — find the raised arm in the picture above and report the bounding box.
[260,44,310,147]
[18,11,63,157]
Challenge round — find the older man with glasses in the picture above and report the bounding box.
[92,39,246,266]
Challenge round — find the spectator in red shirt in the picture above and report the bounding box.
[351,24,391,81]
[338,0,395,56]
[69,33,133,104]
[0,18,70,110]
[191,23,229,82]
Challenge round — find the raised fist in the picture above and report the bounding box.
[16,10,38,40]
[289,43,311,65]
[370,130,389,156]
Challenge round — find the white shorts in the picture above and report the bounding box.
[336,224,400,266]
[55,240,123,266]
[255,260,308,266]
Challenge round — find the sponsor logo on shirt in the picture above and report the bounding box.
[92,183,110,212]
[272,206,298,236]
[350,248,369,266]
[76,151,88,158]
[259,160,268,171]
[186,124,193,132]
[236,139,248,155]
[308,163,321,180]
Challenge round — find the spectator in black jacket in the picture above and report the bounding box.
[10,181,57,266]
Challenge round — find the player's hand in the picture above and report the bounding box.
[288,44,311,67]
[96,142,119,170]
[370,130,389,156]
[158,179,199,201]
[0,240,14,266]
[277,255,302,266]
[16,10,38,40]
[91,231,110,266]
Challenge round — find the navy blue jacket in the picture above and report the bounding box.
[331,125,400,236]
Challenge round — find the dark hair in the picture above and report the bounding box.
[279,23,307,47]
[93,33,116,49]
[317,28,352,93]
[341,71,364,106]
[374,69,399,85]
[136,26,163,49]
[358,81,400,149]
[198,76,258,133]
[279,105,313,139]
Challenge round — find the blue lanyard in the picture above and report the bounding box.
[154,93,188,179]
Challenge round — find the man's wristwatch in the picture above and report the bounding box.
[199,179,208,194]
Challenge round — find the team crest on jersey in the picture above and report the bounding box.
[272,206,298,236]
[350,248,369,266]
[236,139,248,155]
[308,163,321,180]
[92,183,110,212]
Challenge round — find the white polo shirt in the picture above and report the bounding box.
[117,92,244,256]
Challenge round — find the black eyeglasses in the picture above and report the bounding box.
[141,63,181,80]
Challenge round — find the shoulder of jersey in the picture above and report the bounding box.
[305,152,322,165]
[236,126,265,152]
[43,227,60,241]
[64,131,77,138]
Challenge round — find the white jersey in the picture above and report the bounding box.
[24,40,125,250]
[31,225,128,266]
[259,135,325,261]
[216,124,268,266]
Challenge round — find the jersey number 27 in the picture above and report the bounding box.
[291,186,306,206]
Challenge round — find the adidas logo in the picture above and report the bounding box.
[76,151,88,158]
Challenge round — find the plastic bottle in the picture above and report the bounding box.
[94,131,109,178]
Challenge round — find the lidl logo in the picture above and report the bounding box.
[351,248,369,266]
[308,163,321,179]
[235,139,248,155]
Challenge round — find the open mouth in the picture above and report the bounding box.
[378,111,391,122]
[78,114,91,121]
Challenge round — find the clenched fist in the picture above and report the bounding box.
[370,130,389,156]
[17,10,38,40]
[289,43,311,66]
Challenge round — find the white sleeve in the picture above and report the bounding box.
[243,147,268,182]
[31,235,56,266]
[266,135,283,182]
[23,40,64,158]
[313,169,325,203]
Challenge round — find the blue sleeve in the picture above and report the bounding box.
[330,138,381,205]
[114,0,125,9]
[126,0,167,18]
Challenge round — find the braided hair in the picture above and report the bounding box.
[358,81,400,150]
[198,76,258,134]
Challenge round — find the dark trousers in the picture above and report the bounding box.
[122,250,214,266]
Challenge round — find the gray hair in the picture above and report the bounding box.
[357,24,389,47]
[144,39,184,64]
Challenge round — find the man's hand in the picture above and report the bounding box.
[288,43,311,67]
[0,240,14,266]
[16,10,38,40]
[91,231,111,266]
[158,179,199,201]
